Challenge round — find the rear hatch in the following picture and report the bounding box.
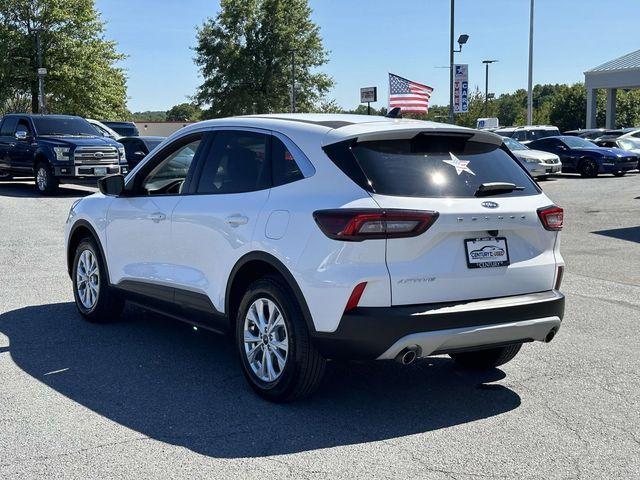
[324,128,560,305]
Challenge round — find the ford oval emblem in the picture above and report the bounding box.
[481,201,499,209]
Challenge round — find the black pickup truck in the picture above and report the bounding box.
[0,114,128,194]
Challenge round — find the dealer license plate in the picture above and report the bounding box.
[464,237,510,268]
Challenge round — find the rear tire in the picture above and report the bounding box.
[35,162,59,195]
[578,158,599,178]
[72,237,124,322]
[450,343,522,370]
[235,276,326,402]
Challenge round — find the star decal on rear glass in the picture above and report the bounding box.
[442,152,475,176]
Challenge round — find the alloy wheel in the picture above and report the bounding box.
[243,297,289,383]
[36,167,47,191]
[76,249,100,309]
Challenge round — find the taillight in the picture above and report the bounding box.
[537,205,564,231]
[313,209,439,241]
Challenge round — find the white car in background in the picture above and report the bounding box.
[495,125,561,145]
[65,114,565,402]
[502,137,562,178]
[87,118,122,140]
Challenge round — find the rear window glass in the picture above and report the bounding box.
[324,133,539,198]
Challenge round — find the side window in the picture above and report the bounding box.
[1,117,18,136]
[15,118,32,135]
[513,131,527,141]
[196,130,269,194]
[141,136,202,195]
[272,136,304,186]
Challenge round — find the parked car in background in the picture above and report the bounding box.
[118,136,165,168]
[101,121,139,137]
[563,128,609,140]
[87,119,121,140]
[494,125,561,145]
[65,114,565,402]
[618,128,640,141]
[476,117,499,130]
[502,137,562,178]
[0,114,127,193]
[593,135,640,158]
[528,135,638,177]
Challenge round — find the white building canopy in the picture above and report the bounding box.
[584,49,640,129]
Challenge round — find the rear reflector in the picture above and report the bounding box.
[554,265,564,290]
[537,205,564,231]
[313,209,439,241]
[344,282,367,312]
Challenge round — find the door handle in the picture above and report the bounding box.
[148,212,166,223]
[9,143,15,147]
[225,214,249,227]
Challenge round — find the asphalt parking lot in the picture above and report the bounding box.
[0,174,638,479]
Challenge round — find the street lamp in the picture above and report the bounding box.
[482,59,498,117]
[449,0,470,123]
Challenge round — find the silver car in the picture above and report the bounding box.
[503,137,562,178]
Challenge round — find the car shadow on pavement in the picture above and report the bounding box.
[0,181,93,198]
[592,226,640,244]
[0,302,521,458]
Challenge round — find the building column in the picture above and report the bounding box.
[586,86,597,129]
[605,88,617,129]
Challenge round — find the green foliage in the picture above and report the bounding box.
[0,0,128,119]
[194,0,333,117]
[166,102,202,122]
[131,110,167,122]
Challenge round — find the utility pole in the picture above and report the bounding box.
[482,60,497,117]
[35,28,46,114]
[449,0,455,124]
[290,50,296,113]
[527,0,534,124]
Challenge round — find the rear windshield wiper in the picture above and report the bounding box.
[474,182,525,197]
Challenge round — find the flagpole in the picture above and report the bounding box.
[449,0,455,124]
[527,0,534,124]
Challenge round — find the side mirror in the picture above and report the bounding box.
[98,174,125,196]
[15,130,29,141]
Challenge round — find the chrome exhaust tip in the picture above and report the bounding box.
[395,345,422,365]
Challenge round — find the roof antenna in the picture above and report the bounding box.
[386,107,402,119]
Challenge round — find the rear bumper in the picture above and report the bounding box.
[312,290,565,360]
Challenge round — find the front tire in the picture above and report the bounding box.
[235,276,326,402]
[579,158,599,178]
[35,162,59,195]
[72,237,124,322]
[450,343,522,370]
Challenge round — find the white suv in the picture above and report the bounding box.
[65,114,565,402]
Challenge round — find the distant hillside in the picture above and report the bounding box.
[131,110,167,122]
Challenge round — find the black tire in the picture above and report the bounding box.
[578,158,599,178]
[34,161,59,195]
[235,276,326,402]
[72,237,124,323]
[450,343,522,370]
[613,171,626,177]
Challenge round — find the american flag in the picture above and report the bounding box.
[388,73,433,113]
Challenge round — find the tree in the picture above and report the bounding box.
[0,0,128,119]
[166,102,202,122]
[194,0,333,117]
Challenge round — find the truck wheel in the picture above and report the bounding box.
[72,237,124,322]
[35,162,59,195]
[578,158,599,178]
[235,275,326,402]
[450,343,522,370]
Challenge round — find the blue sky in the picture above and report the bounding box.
[95,0,640,112]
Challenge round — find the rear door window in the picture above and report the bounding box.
[324,133,539,198]
[272,136,304,186]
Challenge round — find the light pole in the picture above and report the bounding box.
[290,50,296,113]
[527,0,534,124]
[482,59,498,117]
[35,28,47,114]
[449,0,469,124]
